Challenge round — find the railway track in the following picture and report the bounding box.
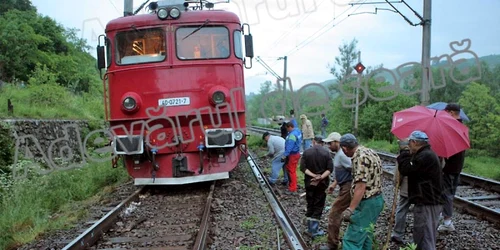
[62,182,215,250]
[245,150,309,250]
[248,125,500,228]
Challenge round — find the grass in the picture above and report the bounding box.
[0,160,130,250]
[240,215,260,231]
[0,84,104,120]
[463,156,500,181]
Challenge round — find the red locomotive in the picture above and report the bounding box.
[96,0,254,185]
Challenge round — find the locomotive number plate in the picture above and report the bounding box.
[158,97,190,107]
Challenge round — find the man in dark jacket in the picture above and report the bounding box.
[300,136,332,239]
[438,103,466,232]
[397,130,444,250]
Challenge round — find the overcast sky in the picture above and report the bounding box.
[31,0,500,95]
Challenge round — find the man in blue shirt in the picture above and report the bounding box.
[282,121,302,193]
[321,113,329,138]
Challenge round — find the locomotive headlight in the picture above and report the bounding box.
[123,97,137,110]
[157,8,168,20]
[212,91,226,104]
[169,8,181,19]
[234,130,244,141]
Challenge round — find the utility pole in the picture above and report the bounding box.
[124,0,133,16]
[283,56,288,114]
[278,56,288,116]
[420,0,432,105]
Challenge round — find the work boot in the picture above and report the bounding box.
[319,245,337,250]
[310,220,325,238]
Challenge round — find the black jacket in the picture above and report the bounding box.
[443,150,465,174]
[443,118,466,174]
[397,145,444,205]
[300,145,333,188]
[280,123,288,139]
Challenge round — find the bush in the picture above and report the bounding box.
[0,123,14,172]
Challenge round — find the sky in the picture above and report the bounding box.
[31,0,500,95]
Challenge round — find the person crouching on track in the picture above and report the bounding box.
[300,136,333,238]
[282,121,302,194]
[262,132,288,186]
[397,131,444,250]
[319,132,352,250]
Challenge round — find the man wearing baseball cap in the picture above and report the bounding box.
[338,133,384,250]
[397,130,444,250]
[320,132,353,250]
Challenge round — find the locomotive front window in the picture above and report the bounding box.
[176,26,230,60]
[115,28,166,65]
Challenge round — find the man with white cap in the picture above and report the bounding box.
[397,130,444,250]
[319,132,353,250]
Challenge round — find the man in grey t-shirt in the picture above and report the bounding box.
[320,132,353,250]
[262,132,288,185]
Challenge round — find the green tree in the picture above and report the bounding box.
[0,0,35,15]
[459,82,500,156]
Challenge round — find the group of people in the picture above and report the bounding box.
[265,122,384,249]
[391,103,465,249]
[262,103,465,250]
[278,110,329,152]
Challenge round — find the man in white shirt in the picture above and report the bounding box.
[263,132,288,185]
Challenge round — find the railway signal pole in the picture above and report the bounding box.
[353,52,365,137]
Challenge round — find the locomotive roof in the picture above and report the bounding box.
[106,10,241,32]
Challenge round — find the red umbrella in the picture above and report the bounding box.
[391,105,470,158]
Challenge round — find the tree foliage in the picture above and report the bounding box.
[246,38,500,158]
[0,3,101,95]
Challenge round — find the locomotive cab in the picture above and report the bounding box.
[96,0,254,185]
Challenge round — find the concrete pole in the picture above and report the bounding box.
[283,56,288,115]
[124,0,134,16]
[420,0,432,105]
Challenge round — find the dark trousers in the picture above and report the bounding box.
[413,204,442,250]
[442,173,459,218]
[305,183,328,220]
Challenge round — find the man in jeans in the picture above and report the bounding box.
[300,136,332,239]
[397,130,444,250]
[391,139,411,245]
[262,132,288,186]
[300,114,314,151]
[321,113,329,138]
[319,132,352,250]
[438,103,466,232]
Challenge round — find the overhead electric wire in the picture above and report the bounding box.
[263,0,329,55]
[285,1,366,57]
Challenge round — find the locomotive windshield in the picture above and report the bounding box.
[115,28,166,65]
[176,26,230,60]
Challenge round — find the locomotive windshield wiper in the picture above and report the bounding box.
[182,19,210,40]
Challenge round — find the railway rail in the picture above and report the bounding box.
[248,125,500,228]
[62,182,215,250]
[246,151,309,250]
